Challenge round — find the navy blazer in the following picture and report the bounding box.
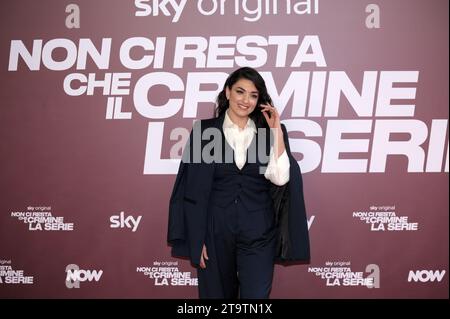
[167,114,310,266]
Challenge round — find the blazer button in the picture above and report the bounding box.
[234,198,238,204]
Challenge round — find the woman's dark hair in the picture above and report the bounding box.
[215,67,272,128]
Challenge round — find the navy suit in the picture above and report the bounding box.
[167,114,310,298]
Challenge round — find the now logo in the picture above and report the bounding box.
[407,270,446,283]
[65,264,103,288]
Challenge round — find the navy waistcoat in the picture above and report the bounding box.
[209,130,272,211]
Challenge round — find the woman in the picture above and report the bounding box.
[168,67,310,299]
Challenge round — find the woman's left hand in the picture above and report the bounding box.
[261,104,281,129]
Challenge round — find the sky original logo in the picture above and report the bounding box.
[65,264,103,288]
[10,206,74,231]
[308,261,380,288]
[134,0,320,23]
[110,211,142,232]
[0,259,34,285]
[137,260,198,286]
[353,205,418,231]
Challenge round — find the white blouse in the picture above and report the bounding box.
[223,111,290,186]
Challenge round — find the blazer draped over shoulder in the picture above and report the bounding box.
[167,115,310,266]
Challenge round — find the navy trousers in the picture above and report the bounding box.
[197,197,277,299]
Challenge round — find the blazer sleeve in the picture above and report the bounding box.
[167,159,190,257]
[167,125,195,257]
[272,123,311,262]
[167,120,212,261]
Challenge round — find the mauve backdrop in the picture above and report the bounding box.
[0,0,448,298]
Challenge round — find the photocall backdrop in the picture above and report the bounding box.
[0,0,448,298]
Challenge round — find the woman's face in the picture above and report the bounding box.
[226,78,259,120]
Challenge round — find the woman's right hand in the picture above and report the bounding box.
[199,244,209,269]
